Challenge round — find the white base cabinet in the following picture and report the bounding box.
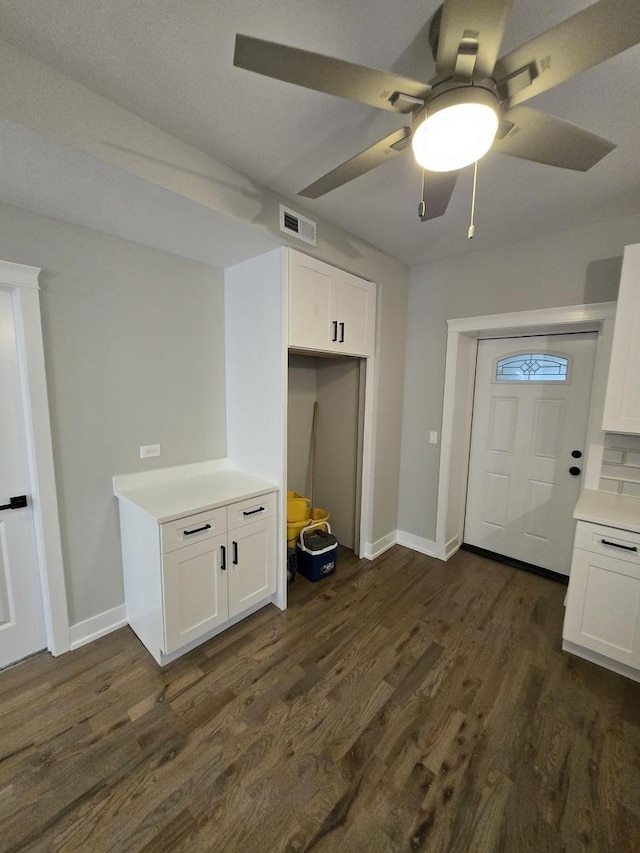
[563,520,640,678]
[118,488,277,664]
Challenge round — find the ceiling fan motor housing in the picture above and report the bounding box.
[412,80,502,130]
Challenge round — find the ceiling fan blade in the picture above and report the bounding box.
[435,0,514,79]
[495,0,640,107]
[494,106,615,171]
[234,35,431,113]
[298,128,412,199]
[420,170,459,221]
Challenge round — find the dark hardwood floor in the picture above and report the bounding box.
[1,546,639,852]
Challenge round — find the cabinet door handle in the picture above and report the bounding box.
[339,321,345,343]
[601,538,638,552]
[221,544,227,570]
[184,523,212,536]
[0,495,28,511]
[331,320,338,342]
[242,506,265,516]
[233,541,238,565]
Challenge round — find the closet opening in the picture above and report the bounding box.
[287,351,366,558]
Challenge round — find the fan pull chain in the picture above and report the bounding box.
[418,169,426,220]
[468,160,478,239]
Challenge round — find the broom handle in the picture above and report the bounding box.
[309,401,318,510]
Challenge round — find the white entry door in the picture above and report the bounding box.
[464,333,597,575]
[0,288,46,668]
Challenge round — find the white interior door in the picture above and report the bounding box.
[0,288,46,668]
[464,333,597,575]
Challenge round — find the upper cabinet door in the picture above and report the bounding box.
[288,250,376,357]
[332,268,376,357]
[603,243,640,434]
[289,251,334,352]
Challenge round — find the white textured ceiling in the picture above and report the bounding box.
[0,0,639,266]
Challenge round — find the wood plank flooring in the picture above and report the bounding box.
[1,546,639,852]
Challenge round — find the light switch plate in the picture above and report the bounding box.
[429,431,438,445]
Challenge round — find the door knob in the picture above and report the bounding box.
[569,466,581,476]
[571,450,582,459]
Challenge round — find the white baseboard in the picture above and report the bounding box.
[362,530,398,560]
[396,530,439,558]
[69,604,128,650]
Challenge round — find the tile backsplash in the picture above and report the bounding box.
[600,433,640,497]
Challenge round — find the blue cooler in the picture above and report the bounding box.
[296,522,338,582]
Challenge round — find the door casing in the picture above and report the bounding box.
[436,302,617,562]
[1,260,69,656]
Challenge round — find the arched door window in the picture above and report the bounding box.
[494,352,570,382]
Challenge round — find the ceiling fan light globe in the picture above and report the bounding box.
[412,102,499,172]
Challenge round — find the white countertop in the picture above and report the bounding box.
[113,459,278,523]
[574,489,640,534]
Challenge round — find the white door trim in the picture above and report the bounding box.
[436,302,617,562]
[1,260,70,655]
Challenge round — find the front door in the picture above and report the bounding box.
[0,288,46,668]
[464,332,597,575]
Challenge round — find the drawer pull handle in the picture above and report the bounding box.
[601,538,637,552]
[184,523,212,536]
[221,544,227,570]
[242,506,265,516]
[0,495,27,511]
[339,321,345,343]
[233,541,238,565]
[331,320,338,342]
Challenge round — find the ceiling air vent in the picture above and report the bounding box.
[279,205,316,246]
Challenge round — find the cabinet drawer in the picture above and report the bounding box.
[574,521,640,565]
[227,492,276,531]
[161,506,227,554]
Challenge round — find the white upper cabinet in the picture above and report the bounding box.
[603,243,640,433]
[288,250,376,357]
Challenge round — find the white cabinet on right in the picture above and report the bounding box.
[603,242,640,433]
[563,520,640,679]
[288,249,376,357]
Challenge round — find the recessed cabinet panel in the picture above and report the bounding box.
[162,534,228,654]
[581,560,640,653]
[564,547,640,667]
[228,519,277,619]
[332,270,375,356]
[288,253,333,351]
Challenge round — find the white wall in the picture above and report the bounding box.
[0,202,225,625]
[287,355,318,497]
[315,359,360,550]
[399,211,640,543]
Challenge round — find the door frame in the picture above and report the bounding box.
[435,302,617,561]
[1,260,69,656]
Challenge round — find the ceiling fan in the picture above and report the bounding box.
[234,0,640,222]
